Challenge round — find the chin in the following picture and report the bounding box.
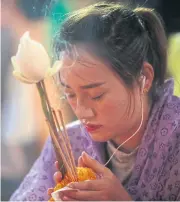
[88,132,110,142]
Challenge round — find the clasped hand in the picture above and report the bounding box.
[48,152,132,201]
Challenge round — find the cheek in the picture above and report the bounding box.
[97,83,129,119]
[97,96,127,120]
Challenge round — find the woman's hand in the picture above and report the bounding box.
[47,161,63,197]
[61,152,132,201]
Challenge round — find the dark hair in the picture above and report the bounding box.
[54,2,167,100]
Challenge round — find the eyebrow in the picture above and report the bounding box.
[60,81,106,89]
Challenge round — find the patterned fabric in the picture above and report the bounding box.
[125,80,180,200]
[10,79,180,201]
[10,121,106,201]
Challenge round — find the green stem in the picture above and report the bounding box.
[36,82,50,120]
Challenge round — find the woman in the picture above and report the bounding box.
[10,2,180,201]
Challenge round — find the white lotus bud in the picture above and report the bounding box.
[11,31,62,84]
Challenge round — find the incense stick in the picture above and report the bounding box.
[58,110,78,181]
[47,121,75,181]
[37,80,79,181]
[39,81,78,181]
[51,109,77,180]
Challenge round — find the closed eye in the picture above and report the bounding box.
[91,92,105,101]
[65,92,106,101]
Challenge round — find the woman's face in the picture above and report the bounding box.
[59,47,143,143]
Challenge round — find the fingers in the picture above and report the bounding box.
[78,155,86,167]
[62,190,103,201]
[54,161,63,183]
[68,179,104,191]
[81,152,112,176]
[62,196,76,201]
[53,171,62,184]
[47,188,54,196]
[55,161,59,170]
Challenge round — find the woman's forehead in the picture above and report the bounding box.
[60,49,114,82]
[60,46,103,68]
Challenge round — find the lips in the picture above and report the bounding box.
[84,123,102,133]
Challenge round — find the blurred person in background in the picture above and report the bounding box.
[1,0,49,200]
[10,1,180,201]
[1,0,102,200]
[159,0,180,96]
[1,0,75,200]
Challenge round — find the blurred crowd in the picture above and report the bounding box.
[1,0,180,200]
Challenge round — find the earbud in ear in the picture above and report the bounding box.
[141,76,146,94]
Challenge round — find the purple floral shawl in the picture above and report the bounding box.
[10,79,180,201]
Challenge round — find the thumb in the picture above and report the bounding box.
[81,152,111,177]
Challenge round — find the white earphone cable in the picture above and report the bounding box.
[104,88,144,167]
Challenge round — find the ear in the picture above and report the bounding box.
[141,62,154,93]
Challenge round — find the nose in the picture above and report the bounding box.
[75,98,95,119]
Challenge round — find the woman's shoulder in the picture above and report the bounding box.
[151,80,180,140]
[154,93,180,147]
[161,93,180,139]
